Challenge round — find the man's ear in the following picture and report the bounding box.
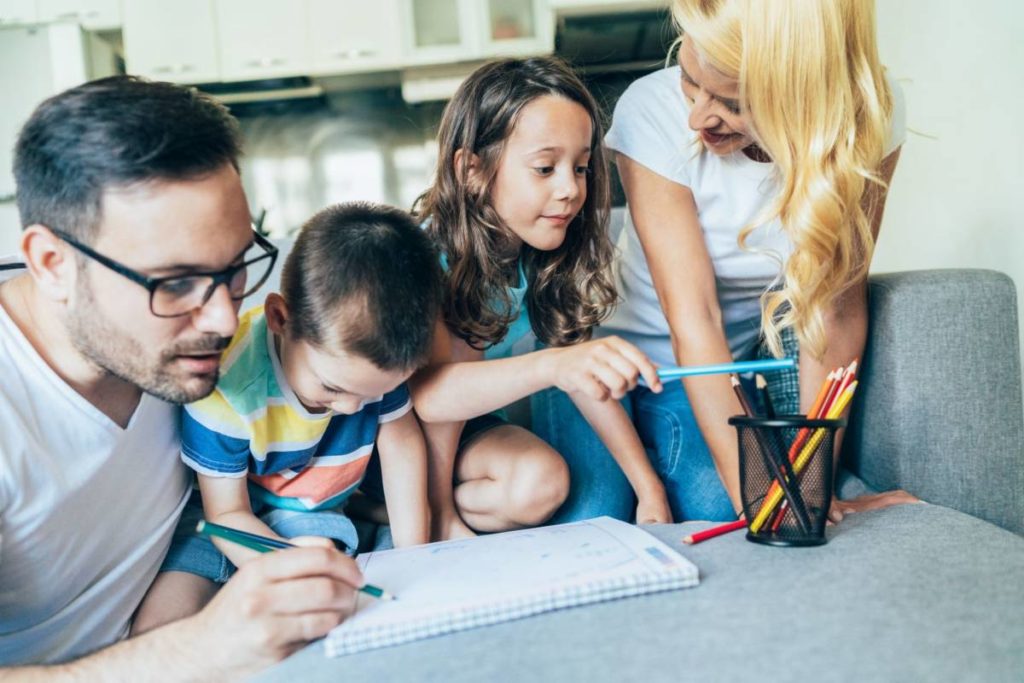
[20,225,75,303]
[453,148,484,194]
[264,292,289,335]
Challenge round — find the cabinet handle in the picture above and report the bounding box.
[331,48,376,59]
[153,64,197,74]
[56,12,79,20]
[244,57,288,68]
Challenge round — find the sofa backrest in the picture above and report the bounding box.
[845,269,1024,535]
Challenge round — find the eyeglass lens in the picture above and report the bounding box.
[151,240,274,316]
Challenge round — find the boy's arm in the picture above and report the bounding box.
[570,394,673,524]
[196,473,283,567]
[375,410,431,547]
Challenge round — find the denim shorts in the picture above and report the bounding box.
[160,489,360,583]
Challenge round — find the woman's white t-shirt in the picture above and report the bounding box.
[601,66,906,366]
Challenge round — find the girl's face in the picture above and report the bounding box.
[489,94,592,252]
[678,36,755,156]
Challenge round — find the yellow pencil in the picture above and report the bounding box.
[749,381,858,533]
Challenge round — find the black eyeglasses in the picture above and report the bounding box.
[53,228,279,318]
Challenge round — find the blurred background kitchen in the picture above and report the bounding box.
[1,0,1022,362]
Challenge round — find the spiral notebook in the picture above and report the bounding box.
[324,517,699,657]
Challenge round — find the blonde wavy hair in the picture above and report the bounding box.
[672,0,895,359]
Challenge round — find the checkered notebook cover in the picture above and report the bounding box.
[324,517,699,657]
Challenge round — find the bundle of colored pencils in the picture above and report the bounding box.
[682,360,860,545]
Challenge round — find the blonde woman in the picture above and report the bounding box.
[535,0,917,522]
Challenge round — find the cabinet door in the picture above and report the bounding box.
[481,0,553,56]
[37,0,122,29]
[123,0,220,83]
[308,0,404,75]
[0,0,38,26]
[402,0,480,65]
[216,0,310,81]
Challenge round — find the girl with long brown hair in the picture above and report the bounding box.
[411,57,673,540]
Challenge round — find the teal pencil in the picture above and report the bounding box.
[655,358,796,381]
[196,519,396,601]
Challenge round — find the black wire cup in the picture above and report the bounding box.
[728,415,846,547]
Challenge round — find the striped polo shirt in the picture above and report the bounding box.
[180,306,411,512]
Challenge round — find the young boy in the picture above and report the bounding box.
[133,202,442,631]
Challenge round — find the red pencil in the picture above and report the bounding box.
[682,519,747,545]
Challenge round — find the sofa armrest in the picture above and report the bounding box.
[845,269,1024,534]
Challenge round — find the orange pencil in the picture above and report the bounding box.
[785,369,839,462]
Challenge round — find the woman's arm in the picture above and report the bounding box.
[805,148,918,521]
[616,152,747,513]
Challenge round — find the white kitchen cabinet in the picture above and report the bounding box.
[548,0,666,13]
[37,0,122,30]
[215,0,310,81]
[402,0,553,65]
[402,0,479,64]
[480,0,553,57]
[122,0,220,83]
[0,23,116,251]
[307,0,405,75]
[0,0,38,26]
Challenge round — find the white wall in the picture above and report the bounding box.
[874,0,1024,367]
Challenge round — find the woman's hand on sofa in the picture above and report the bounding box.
[828,489,921,523]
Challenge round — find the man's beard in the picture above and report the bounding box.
[66,283,230,405]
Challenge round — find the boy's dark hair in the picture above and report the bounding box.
[281,202,443,372]
[14,75,242,243]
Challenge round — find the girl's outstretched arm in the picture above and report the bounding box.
[412,330,663,424]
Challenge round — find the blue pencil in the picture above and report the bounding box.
[655,358,796,381]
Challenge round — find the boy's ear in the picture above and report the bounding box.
[453,148,484,193]
[263,292,289,335]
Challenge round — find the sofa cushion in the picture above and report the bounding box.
[847,270,1024,534]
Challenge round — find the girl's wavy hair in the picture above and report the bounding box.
[415,56,616,349]
[672,0,895,359]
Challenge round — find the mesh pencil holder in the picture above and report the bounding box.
[728,415,846,547]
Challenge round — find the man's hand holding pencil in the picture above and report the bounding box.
[186,537,364,675]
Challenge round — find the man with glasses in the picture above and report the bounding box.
[0,76,363,678]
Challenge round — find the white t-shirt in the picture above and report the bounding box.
[602,66,906,365]
[0,263,190,665]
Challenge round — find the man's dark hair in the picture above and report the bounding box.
[281,202,443,372]
[13,75,242,243]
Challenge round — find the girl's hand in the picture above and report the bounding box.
[827,489,920,524]
[547,336,662,401]
[636,490,673,525]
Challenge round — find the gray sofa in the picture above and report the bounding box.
[257,269,1024,682]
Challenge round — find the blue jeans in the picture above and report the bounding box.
[534,381,738,523]
[533,331,801,523]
